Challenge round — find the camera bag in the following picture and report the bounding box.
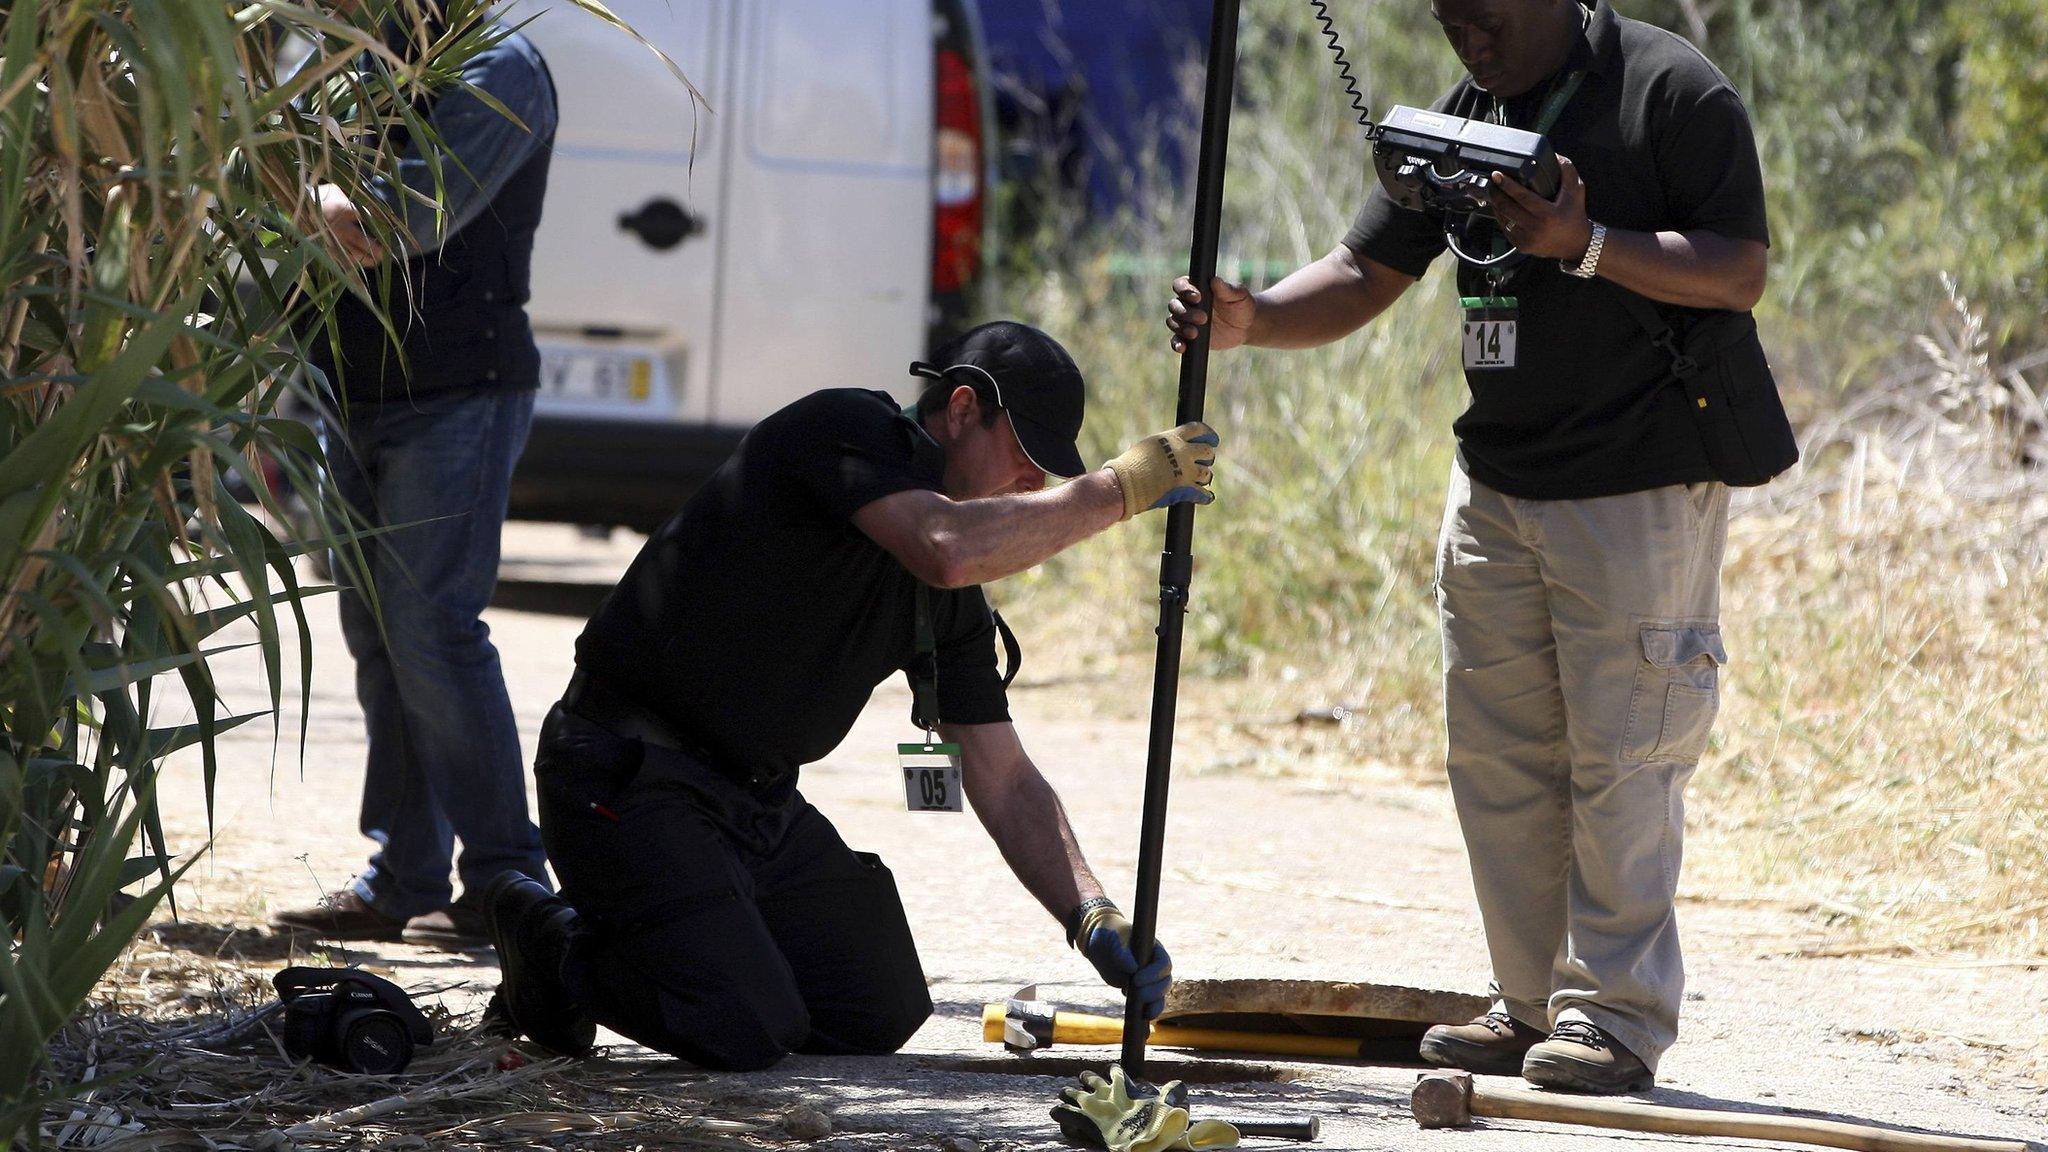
[1616,289,1799,487]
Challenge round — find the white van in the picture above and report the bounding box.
[506,0,993,530]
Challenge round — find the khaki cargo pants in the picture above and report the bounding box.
[1435,460,1729,1073]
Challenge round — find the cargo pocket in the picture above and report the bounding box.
[1620,622,1727,764]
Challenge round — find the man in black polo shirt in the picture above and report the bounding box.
[484,322,1222,1070]
[1166,0,1788,1094]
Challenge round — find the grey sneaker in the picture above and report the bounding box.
[1418,1011,1545,1075]
[1522,1020,1654,1094]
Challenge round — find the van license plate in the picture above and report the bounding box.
[538,346,669,407]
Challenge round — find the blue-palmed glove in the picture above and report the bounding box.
[1104,422,1220,520]
[1070,899,1174,1020]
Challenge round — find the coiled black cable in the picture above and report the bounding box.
[1308,0,1373,133]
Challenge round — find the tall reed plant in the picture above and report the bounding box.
[0,1,683,1139]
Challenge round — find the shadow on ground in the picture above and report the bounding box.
[490,578,613,619]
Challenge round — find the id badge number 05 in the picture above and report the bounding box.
[899,742,963,813]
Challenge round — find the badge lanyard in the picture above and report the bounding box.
[901,583,963,813]
[1461,68,1586,371]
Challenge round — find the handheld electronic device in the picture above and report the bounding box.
[1310,0,1563,266]
[1372,105,1561,216]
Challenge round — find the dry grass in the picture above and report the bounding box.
[31,928,797,1151]
[1691,285,2048,957]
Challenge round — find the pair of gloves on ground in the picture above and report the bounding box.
[1052,1064,1240,1152]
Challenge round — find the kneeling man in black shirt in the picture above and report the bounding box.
[484,321,1221,1069]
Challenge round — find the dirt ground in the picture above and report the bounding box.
[135,522,2046,1151]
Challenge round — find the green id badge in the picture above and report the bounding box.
[899,741,963,813]
[1461,295,1518,370]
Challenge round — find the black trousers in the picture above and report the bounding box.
[534,705,933,1070]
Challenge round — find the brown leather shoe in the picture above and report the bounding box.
[1419,1011,1546,1075]
[271,887,406,942]
[402,892,491,950]
[1521,1020,1654,1094]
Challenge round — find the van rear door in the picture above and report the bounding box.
[516,0,723,426]
[710,0,932,425]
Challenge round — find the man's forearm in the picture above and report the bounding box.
[1246,247,1411,349]
[926,471,1123,587]
[965,761,1104,922]
[1588,227,1766,311]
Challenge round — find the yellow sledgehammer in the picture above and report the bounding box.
[981,1000,1368,1060]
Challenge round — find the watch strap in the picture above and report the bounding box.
[1065,896,1117,948]
[1562,222,1607,279]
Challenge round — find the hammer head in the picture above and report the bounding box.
[1411,1070,1475,1129]
[1003,985,1056,1053]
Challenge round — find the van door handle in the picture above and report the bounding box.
[618,198,705,251]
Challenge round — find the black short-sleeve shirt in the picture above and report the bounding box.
[1343,0,1770,499]
[574,389,1011,784]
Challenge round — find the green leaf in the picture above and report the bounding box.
[0,304,194,500]
[72,643,256,696]
[144,710,265,760]
[186,592,334,644]
[116,855,171,889]
[0,488,46,579]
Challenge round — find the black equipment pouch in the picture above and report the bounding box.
[1617,290,1799,487]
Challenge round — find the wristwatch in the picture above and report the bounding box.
[1561,222,1607,279]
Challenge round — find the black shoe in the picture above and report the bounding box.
[1522,1020,1655,1094]
[272,887,406,942]
[1419,1011,1546,1075]
[484,870,596,1057]
[402,890,492,950]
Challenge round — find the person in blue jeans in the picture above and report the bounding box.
[274,10,557,946]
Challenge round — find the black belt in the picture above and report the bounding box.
[560,670,775,790]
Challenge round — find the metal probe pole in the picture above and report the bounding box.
[1120,0,1243,1079]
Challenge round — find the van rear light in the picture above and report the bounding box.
[932,45,982,295]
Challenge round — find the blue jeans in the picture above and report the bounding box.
[327,387,547,918]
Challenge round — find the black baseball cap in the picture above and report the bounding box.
[909,321,1087,479]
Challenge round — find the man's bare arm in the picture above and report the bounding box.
[853,473,1123,589]
[1585,228,1766,311]
[1168,244,1417,353]
[947,720,1105,921]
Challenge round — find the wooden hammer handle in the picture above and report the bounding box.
[980,1002,1363,1059]
[1476,1084,2027,1152]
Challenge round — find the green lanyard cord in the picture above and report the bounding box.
[1487,68,1586,135]
[1447,67,1587,281]
[912,583,940,738]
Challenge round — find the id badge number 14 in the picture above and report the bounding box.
[1462,296,1518,370]
[899,742,963,813]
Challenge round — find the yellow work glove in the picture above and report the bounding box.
[1104,422,1220,520]
[1051,1065,1240,1152]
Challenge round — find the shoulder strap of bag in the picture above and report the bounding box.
[991,607,1022,688]
[911,590,1024,734]
[1614,287,1700,383]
